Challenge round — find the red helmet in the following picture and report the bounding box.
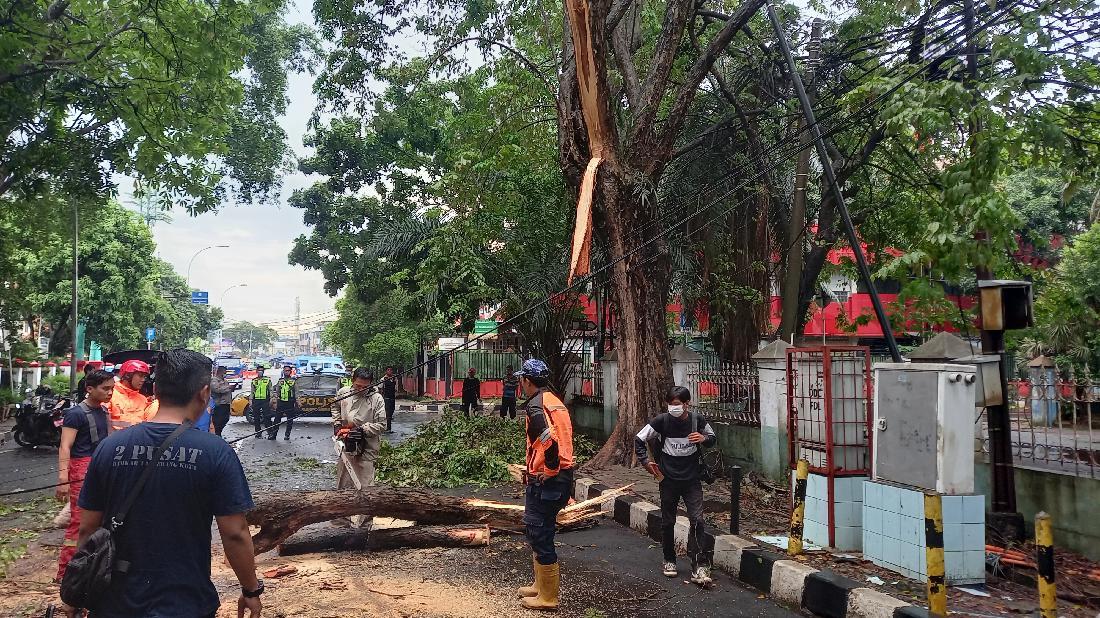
[119,360,151,376]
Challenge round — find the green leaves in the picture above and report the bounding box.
[376,412,597,487]
[0,0,315,209]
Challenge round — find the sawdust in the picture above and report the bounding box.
[239,544,520,618]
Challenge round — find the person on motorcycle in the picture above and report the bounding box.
[56,369,114,582]
[108,359,158,433]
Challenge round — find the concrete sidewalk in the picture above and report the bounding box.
[577,466,928,618]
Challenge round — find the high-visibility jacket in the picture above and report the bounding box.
[252,377,272,401]
[339,377,353,390]
[276,378,296,403]
[108,381,158,433]
[525,390,574,479]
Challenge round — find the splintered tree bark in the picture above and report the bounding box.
[279,524,490,556]
[247,487,613,554]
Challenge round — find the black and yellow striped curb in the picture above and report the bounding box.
[574,476,937,618]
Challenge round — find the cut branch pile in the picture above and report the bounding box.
[247,485,627,554]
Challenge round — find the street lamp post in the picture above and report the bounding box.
[186,245,229,290]
[221,283,248,306]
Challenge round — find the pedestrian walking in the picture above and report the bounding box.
[381,366,398,433]
[634,385,717,586]
[515,359,573,611]
[330,367,386,528]
[250,365,273,437]
[461,367,481,418]
[272,365,298,440]
[60,349,261,618]
[210,365,235,436]
[55,369,113,582]
[108,360,158,432]
[500,365,519,419]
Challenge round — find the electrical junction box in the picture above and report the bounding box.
[873,363,977,495]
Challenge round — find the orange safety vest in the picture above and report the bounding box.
[525,391,574,479]
[108,381,157,432]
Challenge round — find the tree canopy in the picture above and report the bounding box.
[12,201,222,355]
[0,0,316,209]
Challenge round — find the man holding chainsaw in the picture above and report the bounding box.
[329,367,386,528]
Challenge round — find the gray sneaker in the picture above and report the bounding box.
[690,566,713,587]
[662,562,677,578]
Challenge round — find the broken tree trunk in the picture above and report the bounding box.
[278,524,489,556]
[247,486,625,554]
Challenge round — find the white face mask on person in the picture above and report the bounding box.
[667,404,686,417]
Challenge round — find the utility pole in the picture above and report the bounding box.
[294,296,301,356]
[766,0,902,362]
[779,18,822,344]
[69,201,79,394]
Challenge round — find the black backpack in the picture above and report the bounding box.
[60,421,191,610]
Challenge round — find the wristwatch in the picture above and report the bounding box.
[243,580,265,598]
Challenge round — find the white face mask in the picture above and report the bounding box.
[667,404,685,417]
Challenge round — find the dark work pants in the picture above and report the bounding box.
[384,397,396,430]
[273,402,296,438]
[500,398,517,419]
[523,469,574,565]
[252,400,272,435]
[461,401,476,418]
[659,477,710,569]
[212,404,231,436]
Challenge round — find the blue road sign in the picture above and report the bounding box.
[146,327,156,342]
[191,291,209,305]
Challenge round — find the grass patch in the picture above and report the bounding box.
[377,411,597,488]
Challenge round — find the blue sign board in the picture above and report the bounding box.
[146,327,156,342]
[191,291,209,305]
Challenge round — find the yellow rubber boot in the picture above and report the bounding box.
[520,561,559,611]
[517,554,539,598]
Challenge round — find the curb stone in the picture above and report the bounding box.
[572,475,927,618]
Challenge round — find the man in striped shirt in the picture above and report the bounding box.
[634,385,717,586]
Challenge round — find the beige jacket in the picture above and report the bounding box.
[331,386,387,460]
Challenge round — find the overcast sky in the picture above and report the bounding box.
[122,0,333,327]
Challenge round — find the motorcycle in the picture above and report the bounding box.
[13,387,68,448]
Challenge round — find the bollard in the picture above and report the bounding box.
[1035,511,1056,618]
[924,493,947,617]
[788,459,808,556]
[730,465,743,535]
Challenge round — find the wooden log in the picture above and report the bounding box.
[247,485,626,554]
[278,524,490,556]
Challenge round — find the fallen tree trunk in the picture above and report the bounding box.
[279,524,490,556]
[247,486,625,554]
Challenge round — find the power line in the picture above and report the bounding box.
[0,0,1030,492]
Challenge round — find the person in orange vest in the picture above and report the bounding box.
[515,359,573,611]
[108,359,158,432]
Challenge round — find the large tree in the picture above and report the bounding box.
[0,0,316,209]
[18,201,222,354]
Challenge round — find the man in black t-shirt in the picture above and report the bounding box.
[461,367,480,418]
[381,366,398,433]
[634,385,717,587]
[56,369,113,582]
[63,349,262,618]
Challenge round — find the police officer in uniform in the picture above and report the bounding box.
[251,365,273,436]
[515,359,574,611]
[272,365,298,440]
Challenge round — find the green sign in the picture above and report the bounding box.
[473,319,499,334]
